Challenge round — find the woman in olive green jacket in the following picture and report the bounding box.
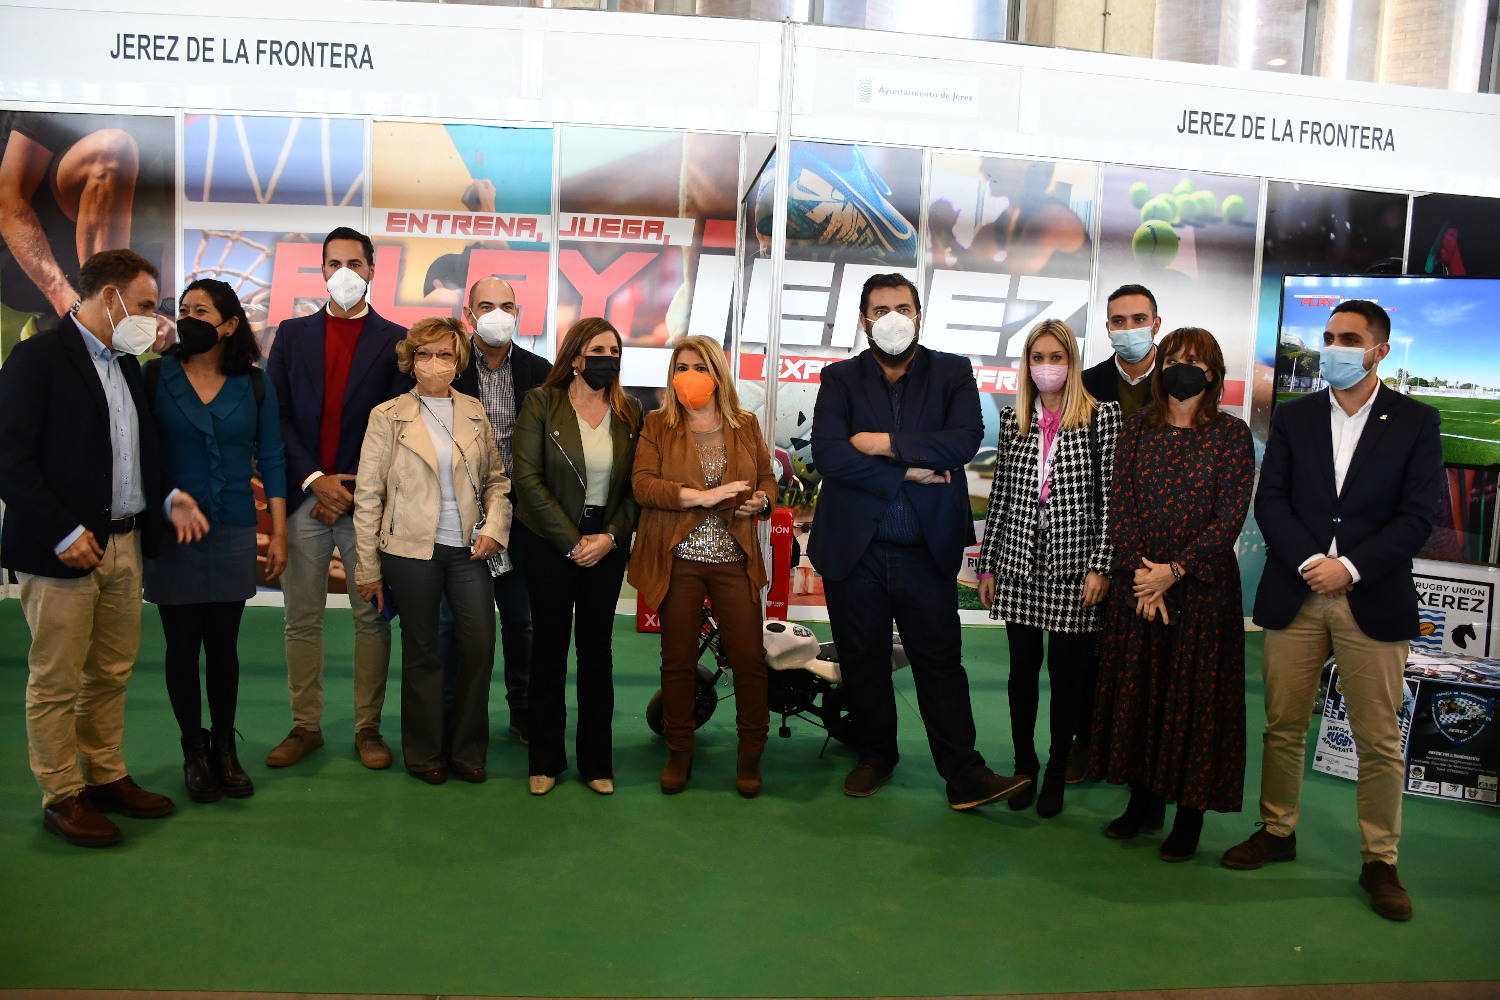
[511,317,642,796]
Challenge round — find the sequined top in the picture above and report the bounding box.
[675,426,746,564]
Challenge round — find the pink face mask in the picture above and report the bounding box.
[1030,363,1068,394]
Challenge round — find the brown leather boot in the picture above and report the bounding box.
[86,776,175,819]
[355,728,392,769]
[1360,861,1413,921]
[660,749,694,794]
[43,793,122,847]
[735,747,763,799]
[265,726,324,767]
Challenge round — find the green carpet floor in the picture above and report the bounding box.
[0,602,1497,996]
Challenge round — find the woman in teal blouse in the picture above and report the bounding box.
[144,278,287,804]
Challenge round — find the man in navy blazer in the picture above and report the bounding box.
[0,249,209,846]
[264,227,412,770]
[1225,299,1442,923]
[811,272,1030,810]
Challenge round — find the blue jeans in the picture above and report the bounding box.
[823,541,988,794]
[438,554,532,719]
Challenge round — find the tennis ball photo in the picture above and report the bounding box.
[1132,219,1180,268]
[1140,195,1176,223]
[1128,181,1151,208]
[1173,178,1195,196]
[1174,194,1199,225]
[1222,193,1248,223]
[1194,190,1219,218]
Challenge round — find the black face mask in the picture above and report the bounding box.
[578,355,621,391]
[1160,363,1209,401]
[174,316,222,357]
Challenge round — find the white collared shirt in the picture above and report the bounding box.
[1298,383,1380,583]
[1114,354,1153,386]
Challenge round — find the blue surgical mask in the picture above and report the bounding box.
[1110,326,1155,364]
[1319,345,1375,390]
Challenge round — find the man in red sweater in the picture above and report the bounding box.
[264,228,412,769]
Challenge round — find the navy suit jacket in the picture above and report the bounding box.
[1252,385,1443,642]
[0,318,170,577]
[265,306,412,513]
[809,346,983,583]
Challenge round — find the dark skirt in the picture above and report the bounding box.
[1089,565,1247,813]
[144,522,258,605]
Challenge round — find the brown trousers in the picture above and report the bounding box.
[658,557,769,753]
[1260,593,1409,864]
[20,531,143,807]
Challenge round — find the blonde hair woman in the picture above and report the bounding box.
[976,319,1120,818]
[353,316,511,785]
[630,336,777,796]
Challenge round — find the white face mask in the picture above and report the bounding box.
[326,267,368,312]
[473,308,517,347]
[869,312,916,356]
[107,288,158,356]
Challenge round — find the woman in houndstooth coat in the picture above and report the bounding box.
[977,319,1120,819]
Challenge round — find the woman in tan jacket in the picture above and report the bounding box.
[353,317,511,785]
[631,336,777,797]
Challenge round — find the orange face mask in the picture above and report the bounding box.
[673,369,717,410]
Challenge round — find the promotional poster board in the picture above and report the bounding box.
[6,2,1500,616]
[1406,680,1500,806]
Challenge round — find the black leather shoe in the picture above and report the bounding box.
[210,727,254,798]
[1159,806,1204,862]
[452,767,486,784]
[1105,784,1165,840]
[181,729,222,803]
[1035,760,1067,819]
[843,763,893,797]
[413,767,448,785]
[949,770,1032,811]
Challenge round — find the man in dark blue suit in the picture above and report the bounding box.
[264,227,412,770]
[810,273,1031,809]
[1224,299,1442,923]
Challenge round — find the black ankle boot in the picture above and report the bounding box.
[210,727,255,798]
[1035,758,1067,819]
[1105,783,1165,840]
[182,729,222,803]
[1160,805,1204,862]
[1008,753,1040,811]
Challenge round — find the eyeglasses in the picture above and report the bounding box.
[414,350,456,362]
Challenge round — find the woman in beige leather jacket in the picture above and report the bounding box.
[353,317,511,785]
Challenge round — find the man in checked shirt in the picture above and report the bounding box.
[446,276,552,744]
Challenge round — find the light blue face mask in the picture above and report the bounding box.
[1110,326,1155,364]
[1320,344,1375,390]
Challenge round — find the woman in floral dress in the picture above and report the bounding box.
[1092,327,1255,863]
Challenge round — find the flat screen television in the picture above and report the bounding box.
[1276,273,1500,563]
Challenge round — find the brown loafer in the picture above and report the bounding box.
[86,776,175,819]
[265,726,324,767]
[356,728,393,769]
[1221,823,1297,870]
[413,767,447,785]
[452,767,486,784]
[43,793,122,847]
[1360,861,1413,921]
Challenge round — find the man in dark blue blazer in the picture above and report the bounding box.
[263,227,412,770]
[1225,299,1442,923]
[0,249,209,846]
[810,272,1031,810]
[446,276,551,742]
